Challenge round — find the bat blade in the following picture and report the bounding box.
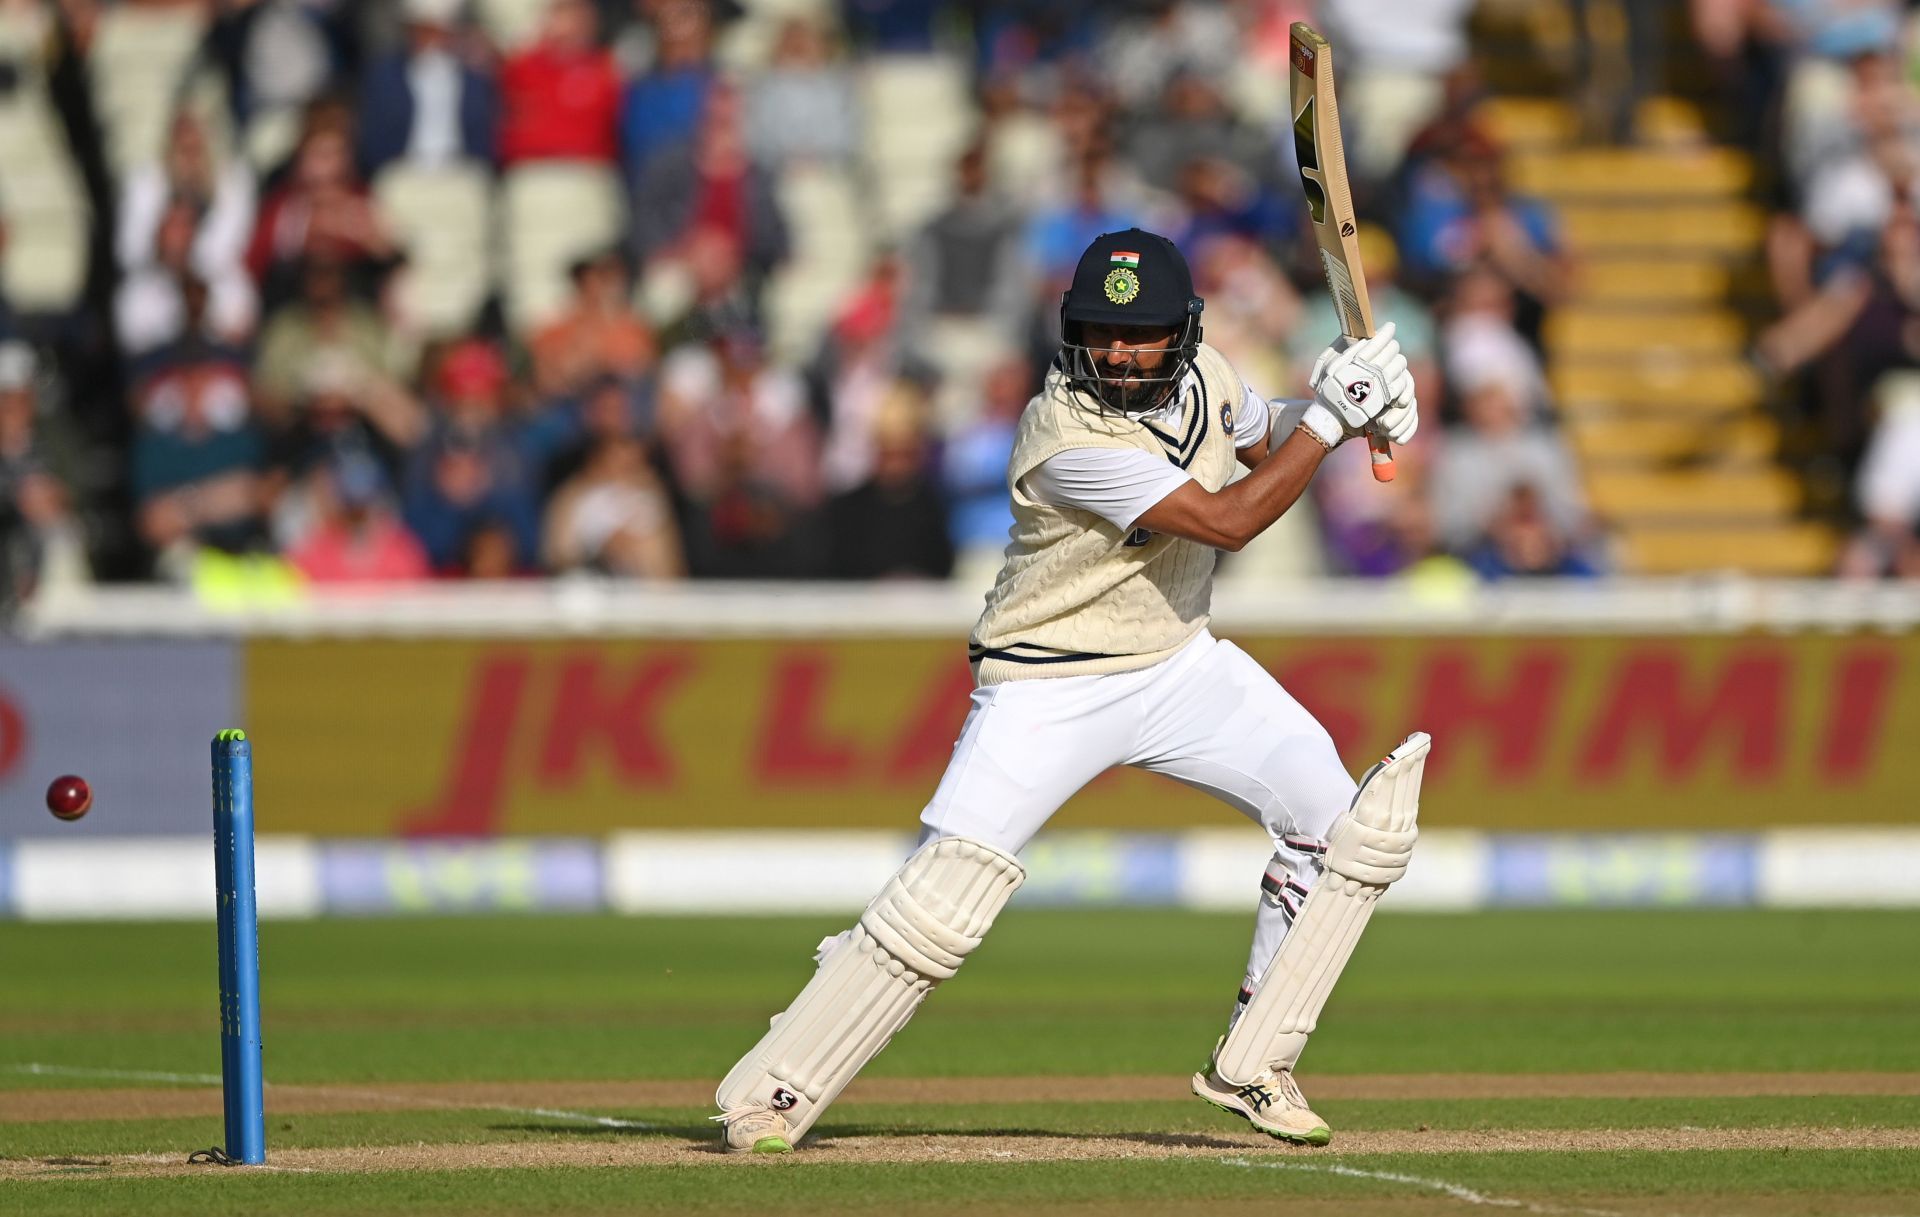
[1289,22,1396,482]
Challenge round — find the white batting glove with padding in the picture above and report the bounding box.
[1372,364,1419,447]
[1291,323,1409,451]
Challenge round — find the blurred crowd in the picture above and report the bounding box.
[1734,0,1920,578]
[0,0,1628,606]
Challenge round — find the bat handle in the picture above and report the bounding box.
[1367,433,1396,483]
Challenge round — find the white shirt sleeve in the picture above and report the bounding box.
[1267,397,1315,439]
[1023,447,1195,531]
[1233,379,1271,450]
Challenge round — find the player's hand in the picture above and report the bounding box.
[1307,323,1409,438]
[1306,324,1404,396]
[1371,353,1419,447]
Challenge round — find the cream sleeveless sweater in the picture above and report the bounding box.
[968,342,1244,686]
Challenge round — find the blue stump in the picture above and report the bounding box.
[212,730,265,1165]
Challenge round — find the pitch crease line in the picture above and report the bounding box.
[7,1064,223,1086]
[1220,1157,1628,1217]
[268,1082,656,1131]
[6,1063,654,1131]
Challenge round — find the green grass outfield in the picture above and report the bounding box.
[3,909,1918,1214]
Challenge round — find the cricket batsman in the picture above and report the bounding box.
[715,229,1430,1152]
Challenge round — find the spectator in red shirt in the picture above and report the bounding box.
[247,120,396,299]
[632,84,789,282]
[499,0,621,167]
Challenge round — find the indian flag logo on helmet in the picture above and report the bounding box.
[1104,250,1142,304]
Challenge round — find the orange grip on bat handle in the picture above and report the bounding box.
[1368,433,1396,482]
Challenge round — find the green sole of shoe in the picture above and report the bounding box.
[1194,1093,1331,1147]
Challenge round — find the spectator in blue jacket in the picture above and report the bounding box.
[402,339,548,572]
[620,0,716,180]
[358,0,500,179]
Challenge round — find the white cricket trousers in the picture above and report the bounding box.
[917,629,1358,1002]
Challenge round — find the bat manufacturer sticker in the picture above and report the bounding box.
[1289,38,1315,77]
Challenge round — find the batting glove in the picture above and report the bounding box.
[1372,367,1419,447]
[1306,322,1410,439]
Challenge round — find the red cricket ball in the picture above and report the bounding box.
[46,775,92,821]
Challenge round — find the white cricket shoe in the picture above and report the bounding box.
[713,1104,794,1154]
[1191,1038,1332,1146]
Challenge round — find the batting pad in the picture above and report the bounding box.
[716,836,1025,1141]
[1215,731,1429,1085]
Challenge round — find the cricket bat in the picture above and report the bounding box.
[1288,22,1396,483]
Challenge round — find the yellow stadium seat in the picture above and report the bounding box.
[1635,96,1711,146]
[1616,522,1840,575]
[1586,468,1802,521]
[1559,203,1765,254]
[1475,97,1578,149]
[1509,147,1751,200]
[1567,415,1778,465]
[1577,259,1730,306]
[1545,309,1745,358]
[1552,360,1762,414]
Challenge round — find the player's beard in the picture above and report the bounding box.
[1068,346,1183,415]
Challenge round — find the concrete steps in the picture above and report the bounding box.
[1616,522,1841,575]
[1509,147,1751,201]
[1586,467,1802,521]
[1559,201,1766,256]
[1478,95,1723,152]
[1477,89,1839,573]
[1567,415,1779,464]
[1576,259,1730,307]
[1545,308,1746,359]
[1552,360,1764,414]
